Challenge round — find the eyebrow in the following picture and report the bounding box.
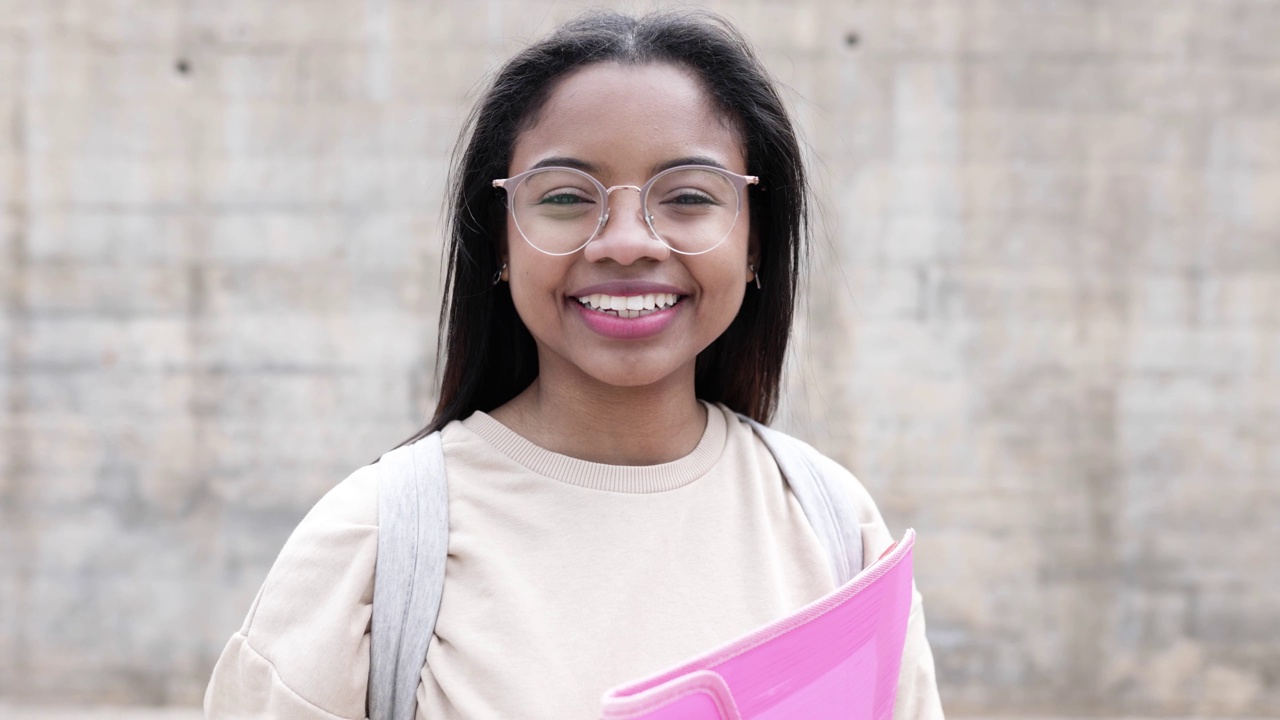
[654,156,730,173]
[530,156,599,173]
[526,155,732,176]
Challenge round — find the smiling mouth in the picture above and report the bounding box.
[574,292,683,319]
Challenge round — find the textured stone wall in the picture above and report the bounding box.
[1,0,1277,714]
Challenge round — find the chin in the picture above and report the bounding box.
[576,357,695,391]
[589,370,678,389]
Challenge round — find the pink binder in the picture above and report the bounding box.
[599,529,916,720]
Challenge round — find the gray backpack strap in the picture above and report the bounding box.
[742,417,864,585]
[369,432,450,720]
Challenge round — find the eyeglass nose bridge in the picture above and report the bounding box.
[597,184,655,232]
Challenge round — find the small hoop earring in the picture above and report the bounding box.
[748,264,761,290]
[492,262,508,286]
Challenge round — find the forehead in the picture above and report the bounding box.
[510,61,745,177]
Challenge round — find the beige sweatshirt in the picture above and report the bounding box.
[205,403,944,718]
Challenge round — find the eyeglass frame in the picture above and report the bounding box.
[491,164,760,257]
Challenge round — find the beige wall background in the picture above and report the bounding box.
[1,0,1277,715]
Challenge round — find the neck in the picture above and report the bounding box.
[490,373,707,466]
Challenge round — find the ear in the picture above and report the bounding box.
[746,232,760,285]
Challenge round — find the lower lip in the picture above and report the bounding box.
[573,300,682,340]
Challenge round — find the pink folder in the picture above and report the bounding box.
[599,529,916,720]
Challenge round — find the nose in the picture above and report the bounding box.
[582,186,671,265]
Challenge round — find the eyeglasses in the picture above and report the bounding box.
[492,165,758,256]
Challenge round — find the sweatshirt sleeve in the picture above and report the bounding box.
[205,465,381,719]
[809,450,947,719]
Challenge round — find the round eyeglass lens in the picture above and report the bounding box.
[644,168,742,254]
[510,169,604,255]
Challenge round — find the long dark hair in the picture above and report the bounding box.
[399,9,809,447]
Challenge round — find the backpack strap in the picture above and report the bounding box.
[740,416,865,585]
[368,431,450,720]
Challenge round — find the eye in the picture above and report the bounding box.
[537,189,595,205]
[660,184,732,207]
[661,189,720,206]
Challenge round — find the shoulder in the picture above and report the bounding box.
[250,460,384,612]
[210,462,385,716]
[729,410,898,566]
[297,462,382,531]
[730,411,874,508]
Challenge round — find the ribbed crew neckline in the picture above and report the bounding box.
[461,402,728,493]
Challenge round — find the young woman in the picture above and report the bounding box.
[206,9,943,719]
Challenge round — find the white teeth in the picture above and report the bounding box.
[576,292,680,316]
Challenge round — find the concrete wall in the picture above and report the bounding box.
[1,0,1277,714]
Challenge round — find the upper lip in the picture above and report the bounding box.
[569,281,688,298]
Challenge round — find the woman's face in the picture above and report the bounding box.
[504,61,755,395]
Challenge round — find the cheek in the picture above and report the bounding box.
[506,279,549,345]
[712,238,752,289]
[699,260,750,314]
[506,253,569,318]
